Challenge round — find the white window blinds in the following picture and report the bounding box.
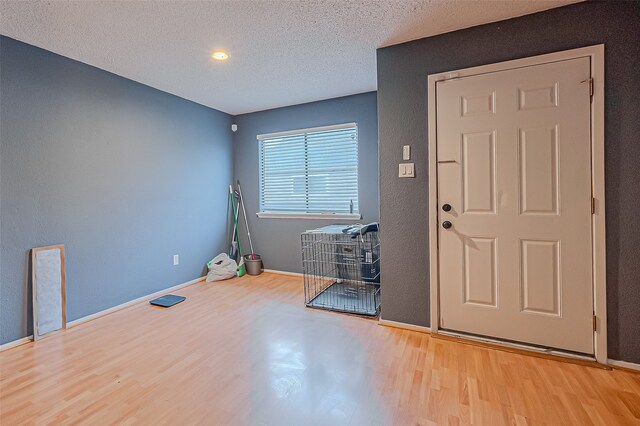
[258,123,359,215]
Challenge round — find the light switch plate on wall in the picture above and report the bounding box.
[399,163,415,178]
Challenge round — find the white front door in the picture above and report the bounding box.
[436,57,594,354]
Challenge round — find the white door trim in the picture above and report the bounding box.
[427,45,607,363]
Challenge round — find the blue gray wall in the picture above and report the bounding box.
[377,1,640,363]
[0,36,233,345]
[233,92,378,273]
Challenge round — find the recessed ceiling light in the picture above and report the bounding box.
[212,50,229,61]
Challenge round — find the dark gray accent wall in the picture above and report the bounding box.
[0,36,233,345]
[233,92,378,273]
[377,1,640,363]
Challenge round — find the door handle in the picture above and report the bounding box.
[442,221,452,229]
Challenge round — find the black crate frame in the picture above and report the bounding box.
[301,226,380,316]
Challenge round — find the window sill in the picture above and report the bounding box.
[256,213,362,220]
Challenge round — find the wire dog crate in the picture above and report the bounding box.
[302,224,380,316]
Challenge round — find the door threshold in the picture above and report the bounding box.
[434,330,609,370]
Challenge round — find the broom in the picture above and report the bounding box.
[229,185,245,277]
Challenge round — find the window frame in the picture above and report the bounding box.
[256,123,361,220]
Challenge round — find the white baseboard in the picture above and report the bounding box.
[68,275,205,328]
[378,318,431,334]
[608,359,640,372]
[1,276,204,352]
[263,269,303,277]
[0,336,32,352]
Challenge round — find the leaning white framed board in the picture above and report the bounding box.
[32,244,66,340]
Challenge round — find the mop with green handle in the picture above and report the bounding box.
[230,185,246,277]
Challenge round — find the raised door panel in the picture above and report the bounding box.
[463,237,498,308]
[462,131,496,214]
[520,239,561,316]
[518,126,559,215]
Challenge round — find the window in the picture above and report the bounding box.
[257,123,359,219]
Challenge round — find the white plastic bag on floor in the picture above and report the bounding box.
[206,253,237,282]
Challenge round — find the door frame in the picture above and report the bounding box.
[427,45,607,363]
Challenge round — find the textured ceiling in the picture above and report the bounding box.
[0,0,577,115]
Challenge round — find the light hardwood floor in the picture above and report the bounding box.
[1,273,639,425]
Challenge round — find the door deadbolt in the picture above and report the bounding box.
[442,203,452,212]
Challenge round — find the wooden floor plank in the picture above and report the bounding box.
[1,272,638,425]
